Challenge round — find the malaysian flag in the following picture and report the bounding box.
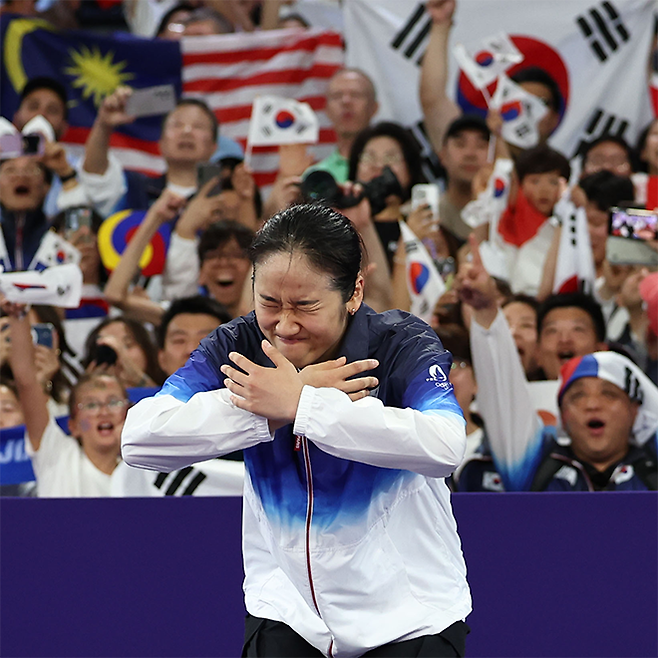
[181,28,344,193]
[0,18,343,196]
[0,15,182,176]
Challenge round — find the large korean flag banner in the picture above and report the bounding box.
[344,0,654,161]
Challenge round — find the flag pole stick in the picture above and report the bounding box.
[480,84,497,163]
[244,139,253,169]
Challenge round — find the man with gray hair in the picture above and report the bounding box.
[307,68,379,183]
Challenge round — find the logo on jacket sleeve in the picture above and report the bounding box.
[426,364,451,389]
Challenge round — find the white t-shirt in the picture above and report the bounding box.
[25,418,141,497]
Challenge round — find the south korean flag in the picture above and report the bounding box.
[247,95,320,147]
[490,74,548,149]
[28,230,81,272]
[453,32,524,91]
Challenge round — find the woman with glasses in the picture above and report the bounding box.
[2,298,138,497]
[348,121,426,270]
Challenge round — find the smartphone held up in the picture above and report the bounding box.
[607,206,658,267]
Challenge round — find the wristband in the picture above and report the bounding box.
[59,170,77,183]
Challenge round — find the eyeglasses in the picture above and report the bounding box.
[202,250,248,262]
[451,361,470,370]
[0,165,43,178]
[358,152,403,168]
[77,399,128,413]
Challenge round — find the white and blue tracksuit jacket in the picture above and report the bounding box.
[122,305,471,658]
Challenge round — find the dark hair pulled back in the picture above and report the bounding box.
[251,204,363,303]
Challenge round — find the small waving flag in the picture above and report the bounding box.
[462,157,514,234]
[553,201,595,295]
[490,74,548,149]
[247,96,319,148]
[98,209,173,277]
[29,231,81,271]
[398,220,445,324]
[453,33,523,91]
[0,263,82,307]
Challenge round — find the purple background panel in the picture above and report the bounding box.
[1,493,656,658]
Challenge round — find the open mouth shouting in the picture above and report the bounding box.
[97,421,115,437]
[558,350,575,366]
[586,418,606,436]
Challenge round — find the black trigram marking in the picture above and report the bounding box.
[570,218,577,246]
[571,108,630,158]
[262,103,274,114]
[409,121,446,183]
[515,123,531,139]
[154,467,207,496]
[576,1,630,62]
[404,240,420,255]
[390,3,432,65]
[261,125,272,137]
[624,366,643,402]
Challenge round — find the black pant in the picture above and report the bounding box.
[242,615,470,657]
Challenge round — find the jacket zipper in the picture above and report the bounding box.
[299,435,335,658]
[15,212,25,271]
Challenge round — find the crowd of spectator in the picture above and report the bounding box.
[0,0,657,497]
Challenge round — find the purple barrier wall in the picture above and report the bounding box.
[1,493,656,658]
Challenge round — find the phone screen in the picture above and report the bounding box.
[64,207,93,237]
[609,207,658,241]
[197,163,223,197]
[411,184,440,217]
[31,323,55,349]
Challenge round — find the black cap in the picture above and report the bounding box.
[444,114,490,143]
[20,77,68,117]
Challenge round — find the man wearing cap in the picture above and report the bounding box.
[437,115,490,244]
[455,240,657,491]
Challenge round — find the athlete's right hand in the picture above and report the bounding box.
[299,357,379,401]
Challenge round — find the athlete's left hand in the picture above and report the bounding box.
[221,340,304,429]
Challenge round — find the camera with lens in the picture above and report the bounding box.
[91,343,118,367]
[300,166,403,216]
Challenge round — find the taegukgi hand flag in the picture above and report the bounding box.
[28,231,81,272]
[0,263,83,307]
[453,32,524,91]
[247,95,320,147]
[398,220,445,324]
[490,74,548,148]
[462,157,514,231]
[553,201,596,295]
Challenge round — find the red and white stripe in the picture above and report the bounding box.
[182,28,344,193]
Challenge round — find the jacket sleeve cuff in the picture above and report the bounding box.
[292,385,316,437]
[254,412,276,443]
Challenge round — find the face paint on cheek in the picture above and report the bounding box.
[79,418,94,432]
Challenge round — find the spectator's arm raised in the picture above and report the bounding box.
[105,189,185,325]
[1,299,49,452]
[457,237,544,490]
[419,0,461,156]
[83,86,135,176]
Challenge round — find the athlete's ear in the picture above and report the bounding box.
[348,274,365,313]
